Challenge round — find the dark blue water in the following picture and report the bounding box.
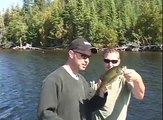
[0,50,162,120]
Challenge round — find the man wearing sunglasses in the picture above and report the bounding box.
[38,38,107,120]
[92,48,145,120]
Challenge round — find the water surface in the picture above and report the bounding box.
[0,50,162,120]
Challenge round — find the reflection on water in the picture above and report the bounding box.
[0,50,162,120]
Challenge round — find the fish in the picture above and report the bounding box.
[98,66,127,91]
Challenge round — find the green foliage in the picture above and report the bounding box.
[1,0,162,48]
[134,1,162,45]
[4,6,28,46]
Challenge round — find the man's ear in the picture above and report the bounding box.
[69,50,74,59]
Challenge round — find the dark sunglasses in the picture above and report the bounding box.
[104,59,118,64]
[73,51,91,59]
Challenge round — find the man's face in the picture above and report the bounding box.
[73,50,92,71]
[103,52,120,71]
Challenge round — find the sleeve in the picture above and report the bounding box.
[88,88,108,111]
[37,77,63,120]
[84,80,107,112]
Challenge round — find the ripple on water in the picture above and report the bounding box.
[0,106,15,119]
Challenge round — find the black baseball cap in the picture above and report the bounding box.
[69,38,98,54]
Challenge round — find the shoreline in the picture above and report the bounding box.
[7,47,163,52]
[0,44,162,52]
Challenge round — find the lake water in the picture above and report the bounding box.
[0,49,162,120]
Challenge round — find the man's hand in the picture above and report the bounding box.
[124,68,145,99]
[124,69,142,82]
[90,80,107,97]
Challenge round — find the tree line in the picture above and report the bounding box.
[0,0,162,48]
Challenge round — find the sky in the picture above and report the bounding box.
[0,0,23,12]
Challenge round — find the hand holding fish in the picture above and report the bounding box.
[97,79,108,92]
[123,68,145,99]
[123,69,142,83]
[90,80,107,95]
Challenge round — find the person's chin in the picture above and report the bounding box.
[81,67,86,70]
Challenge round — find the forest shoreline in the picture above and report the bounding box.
[6,43,162,52]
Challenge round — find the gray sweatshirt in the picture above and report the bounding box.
[38,67,106,120]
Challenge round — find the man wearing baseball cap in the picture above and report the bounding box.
[38,38,107,120]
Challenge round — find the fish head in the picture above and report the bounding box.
[102,66,123,81]
[118,66,127,74]
[98,66,127,90]
[111,65,126,75]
